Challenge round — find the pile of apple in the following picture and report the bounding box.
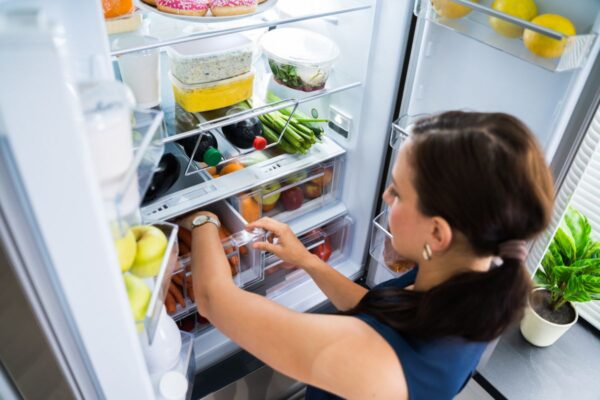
[115,225,169,325]
[258,167,334,213]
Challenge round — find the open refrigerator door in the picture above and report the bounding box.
[367,0,600,288]
[0,0,414,398]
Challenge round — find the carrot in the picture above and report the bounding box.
[165,292,176,314]
[178,227,192,249]
[179,241,190,257]
[169,283,186,308]
[172,272,184,286]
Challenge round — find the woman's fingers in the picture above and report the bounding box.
[246,217,286,235]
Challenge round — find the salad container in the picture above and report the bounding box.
[259,28,340,92]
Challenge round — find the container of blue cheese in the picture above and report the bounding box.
[167,33,254,85]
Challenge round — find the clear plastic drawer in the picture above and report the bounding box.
[370,211,416,276]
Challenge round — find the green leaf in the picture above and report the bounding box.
[534,267,551,286]
[563,206,592,259]
[564,275,592,303]
[584,240,600,259]
[553,226,576,265]
[581,276,600,295]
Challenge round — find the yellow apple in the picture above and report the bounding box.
[130,225,168,278]
[114,228,137,272]
[523,14,576,58]
[489,0,537,38]
[123,273,151,322]
[431,0,479,19]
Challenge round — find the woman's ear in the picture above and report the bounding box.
[428,217,453,253]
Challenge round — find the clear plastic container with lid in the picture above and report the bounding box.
[170,71,254,113]
[259,28,340,92]
[167,34,254,85]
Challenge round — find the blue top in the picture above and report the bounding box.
[305,268,488,400]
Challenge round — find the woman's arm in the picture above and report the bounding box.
[247,218,368,311]
[187,219,407,399]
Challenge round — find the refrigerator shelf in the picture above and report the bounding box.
[415,0,598,72]
[110,0,372,57]
[109,108,166,235]
[390,114,429,150]
[142,222,180,345]
[370,211,416,277]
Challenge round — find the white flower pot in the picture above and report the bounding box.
[520,289,578,347]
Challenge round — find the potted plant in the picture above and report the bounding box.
[520,206,600,347]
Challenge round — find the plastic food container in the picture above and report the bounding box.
[259,28,340,92]
[170,71,254,113]
[167,34,254,85]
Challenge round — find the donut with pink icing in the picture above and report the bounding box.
[157,0,209,16]
[210,0,258,17]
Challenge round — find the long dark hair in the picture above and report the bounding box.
[350,112,554,341]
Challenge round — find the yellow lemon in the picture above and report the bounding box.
[523,14,576,58]
[489,0,537,38]
[431,0,480,19]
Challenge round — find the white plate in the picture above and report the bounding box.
[137,0,277,23]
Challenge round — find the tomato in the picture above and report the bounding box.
[312,238,332,262]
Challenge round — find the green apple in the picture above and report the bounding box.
[257,181,282,212]
[123,273,151,322]
[114,228,137,272]
[130,225,168,278]
[287,170,308,183]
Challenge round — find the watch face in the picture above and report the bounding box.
[192,215,209,227]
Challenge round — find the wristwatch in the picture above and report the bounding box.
[191,214,221,231]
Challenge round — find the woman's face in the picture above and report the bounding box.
[382,143,431,262]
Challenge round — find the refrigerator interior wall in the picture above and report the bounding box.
[367,0,600,287]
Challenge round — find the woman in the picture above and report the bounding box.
[179,111,554,399]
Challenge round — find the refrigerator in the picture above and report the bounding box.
[0,0,599,399]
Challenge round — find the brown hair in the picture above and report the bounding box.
[350,111,554,341]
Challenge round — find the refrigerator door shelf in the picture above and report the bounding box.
[150,330,196,400]
[142,222,180,345]
[106,108,166,236]
[141,135,345,222]
[370,211,416,277]
[110,0,372,57]
[389,114,431,150]
[230,157,344,224]
[264,215,354,299]
[416,0,599,72]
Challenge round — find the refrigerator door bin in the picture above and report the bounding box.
[390,114,430,150]
[264,215,354,298]
[415,0,598,72]
[142,222,180,345]
[149,330,196,400]
[370,211,416,277]
[106,108,166,234]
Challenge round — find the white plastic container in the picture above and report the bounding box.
[167,34,254,85]
[140,307,182,374]
[113,35,161,108]
[259,28,340,92]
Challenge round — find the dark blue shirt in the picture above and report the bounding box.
[305,268,487,400]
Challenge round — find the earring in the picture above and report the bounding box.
[422,243,432,261]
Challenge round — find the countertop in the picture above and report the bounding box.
[477,320,600,400]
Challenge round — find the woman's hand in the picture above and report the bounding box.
[247,217,318,270]
[177,210,220,232]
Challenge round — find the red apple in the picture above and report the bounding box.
[281,187,304,211]
[312,167,333,186]
[303,182,322,199]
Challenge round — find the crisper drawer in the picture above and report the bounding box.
[263,215,354,298]
[166,201,265,324]
[370,211,415,276]
[229,157,343,224]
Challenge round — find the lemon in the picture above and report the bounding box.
[431,0,479,19]
[489,0,537,38]
[523,14,576,58]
